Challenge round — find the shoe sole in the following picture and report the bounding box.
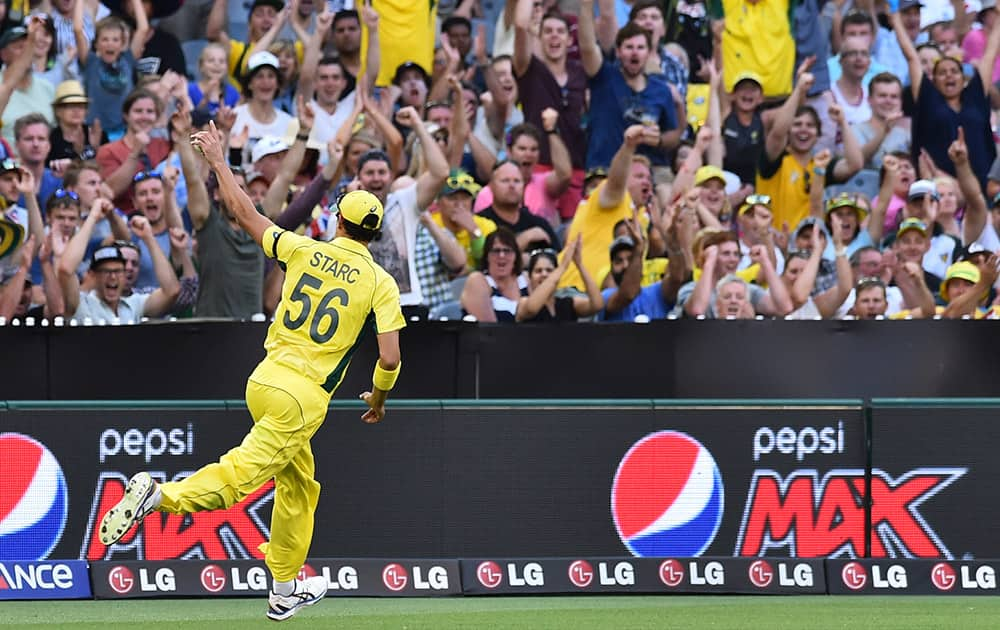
[99,473,154,546]
[266,589,327,621]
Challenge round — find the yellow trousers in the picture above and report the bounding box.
[158,359,330,581]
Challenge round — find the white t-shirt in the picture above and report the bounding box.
[830,80,871,126]
[738,240,785,275]
[785,297,822,320]
[309,91,356,164]
[232,104,296,165]
[73,291,148,323]
[324,184,424,306]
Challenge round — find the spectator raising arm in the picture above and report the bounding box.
[951,127,990,246]
[815,215,854,318]
[395,107,449,210]
[829,102,864,181]
[605,214,647,315]
[172,108,210,232]
[944,253,1000,318]
[889,12,923,102]
[752,245,793,316]
[601,125,658,209]
[206,0,231,48]
[809,149,832,219]
[541,108,572,199]
[419,211,467,275]
[361,2,381,91]
[262,96,313,220]
[57,198,113,315]
[0,19,38,114]
[763,61,814,163]
[577,0,604,78]
[127,0,151,61]
[192,121,273,245]
[512,0,535,77]
[129,215,180,317]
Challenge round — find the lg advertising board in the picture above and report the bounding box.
[0,401,980,564]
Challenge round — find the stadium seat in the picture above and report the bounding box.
[826,168,880,201]
[450,276,468,301]
[429,300,463,320]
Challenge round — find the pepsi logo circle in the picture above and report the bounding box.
[931,562,957,591]
[0,433,69,560]
[201,565,226,593]
[611,431,724,557]
[382,563,408,591]
[658,559,685,587]
[476,561,503,589]
[568,560,594,588]
[108,566,135,594]
[748,560,773,588]
[842,562,868,590]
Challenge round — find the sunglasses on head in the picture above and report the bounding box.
[52,188,80,202]
[132,170,162,184]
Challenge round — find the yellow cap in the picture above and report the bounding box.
[941,261,981,302]
[337,190,384,230]
[695,165,726,187]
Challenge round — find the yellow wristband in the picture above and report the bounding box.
[373,361,400,391]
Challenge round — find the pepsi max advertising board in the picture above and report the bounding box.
[869,402,1000,559]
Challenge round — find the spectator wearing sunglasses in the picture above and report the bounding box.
[433,170,496,271]
[128,170,183,292]
[736,194,785,275]
[461,228,527,322]
[820,192,885,260]
[57,205,179,322]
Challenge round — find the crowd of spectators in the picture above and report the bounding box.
[2,0,1000,325]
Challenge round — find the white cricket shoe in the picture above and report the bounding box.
[99,472,158,545]
[267,576,329,621]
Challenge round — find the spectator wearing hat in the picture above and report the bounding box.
[58,205,179,321]
[104,0,186,77]
[392,61,431,113]
[49,80,107,163]
[721,71,765,186]
[820,191,886,259]
[96,88,169,215]
[0,157,43,287]
[757,67,863,232]
[250,136,290,185]
[473,115,571,228]
[207,0,303,90]
[557,125,654,292]
[893,8,998,191]
[692,164,732,228]
[231,51,297,166]
[853,72,910,170]
[512,0,587,221]
[892,217,944,294]
[598,217,685,322]
[937,260,991,317]
[518,235,604,323]
[0,23,55,147]
[887,179,962,279]
[781,214,853,319]
[736,194,784,274]
[578,0,681,170]
[433,169,496,271]
[73,0,149,140]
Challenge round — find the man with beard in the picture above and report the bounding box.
[57,204,179,321]
[598,214,686,322]
[578,1,680,170]
[324,106,449,319]
[478,161,560,257]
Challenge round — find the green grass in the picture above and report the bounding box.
[2,596,1000,629]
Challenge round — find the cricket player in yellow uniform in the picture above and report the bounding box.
[98,121,405,622]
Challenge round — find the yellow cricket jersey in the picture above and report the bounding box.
[756,153,812,232]
[365,0,436,87]
[262,226,406,393]
[432,213,497,270]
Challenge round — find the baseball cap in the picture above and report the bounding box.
[245,170,270,186]
[251,136,289,164]
[0,26,27,50]
[738,194,772,216]
[336,190,384,231]
[899,0,923,10]
[695,165,726,187]
[609,235,636,258]
[90,245,126,269]
[584,166,608,183]
[249,0,284,13]
[962,242,989,261]
[393,61,430,87]
[908,179,939,201]
[0,215,25,261]
[941,261,981,302]
[246,51,280,76]
[896,217,929,239]
[982,0,997,11]
[732,71,763,89]
[0,156,20,174]
[441,169,481,197]
[825,192,869,218]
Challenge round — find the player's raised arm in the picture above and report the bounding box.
[191,121,274,246]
